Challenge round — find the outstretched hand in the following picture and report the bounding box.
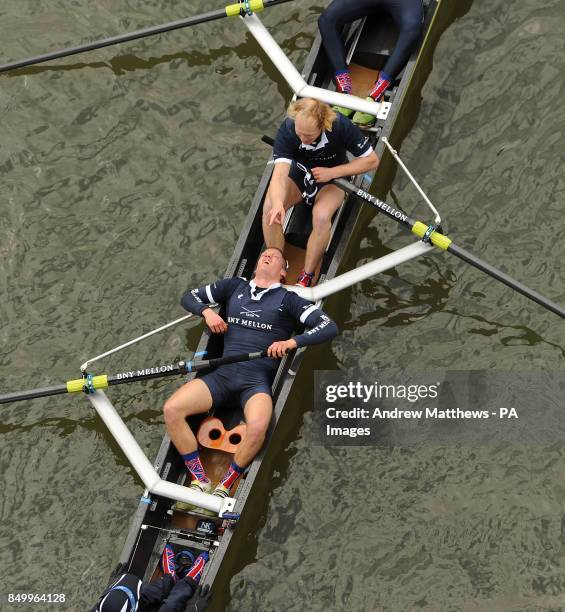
[267,339,298,358]
[267,203,285,226]
[202,309,228,334]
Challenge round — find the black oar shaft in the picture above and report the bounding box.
[333,178,565,320]
[0,384,69,404]
[202,350,266,370]
[0,14,222,74]
[104,349,268,386]
[0,350,269,405]
[333,177,416,229]
[107,365,185,387]
[0,0,293,74]
[447,243,565,319]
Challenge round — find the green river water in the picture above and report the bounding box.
[1,0,565,610]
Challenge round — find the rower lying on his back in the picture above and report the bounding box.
[163,248,338,506]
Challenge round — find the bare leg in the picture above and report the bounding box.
[304,184,345,274]
[163,379,213,455]
[234,393,273,468]
[262,176,302,250]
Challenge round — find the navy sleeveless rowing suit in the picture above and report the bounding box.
[181,277,338,408]
[318,0,424,80]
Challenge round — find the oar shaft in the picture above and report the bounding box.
[107,365,185,387]
[0,350,269,405]
[333,177,416,229]
[332,178,565,320]
[0,0,294,74]
[194,350,267,370]
[0,384,69,404]
[0,14,224,74]
[105,349,267,384]
[447,243,565,320]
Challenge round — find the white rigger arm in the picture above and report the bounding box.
[87,390,235,517]
[288,241,434,301]
[241,13,390,119]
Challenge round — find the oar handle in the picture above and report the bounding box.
[185,350,268,372]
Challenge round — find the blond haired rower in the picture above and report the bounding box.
[263,98,379,287]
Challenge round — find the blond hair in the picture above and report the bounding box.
[287,98,336,132]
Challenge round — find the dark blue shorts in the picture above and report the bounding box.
[288,161,330,206]
[199,364,273,409]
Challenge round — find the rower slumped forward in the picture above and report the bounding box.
[163,248,338,509]
[263,98,379,287]
[319,0,424,126]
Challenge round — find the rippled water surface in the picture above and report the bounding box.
[1,0,565,610]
